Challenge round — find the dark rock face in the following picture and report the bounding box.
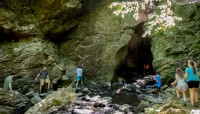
[0,0,82,39]
[0,90,30,114]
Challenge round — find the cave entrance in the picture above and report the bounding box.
[114,22,155,83]
[115,37,154,83]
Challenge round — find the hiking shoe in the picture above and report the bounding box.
[183,103,187,107]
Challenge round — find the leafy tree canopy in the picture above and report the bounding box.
[109,0,183,37]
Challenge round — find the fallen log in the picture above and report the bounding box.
[147,85,168,93]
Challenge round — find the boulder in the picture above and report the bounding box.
[138,100,150,109]
[25,88,76,114]
[0,90,30,114]
[31,93,42,104]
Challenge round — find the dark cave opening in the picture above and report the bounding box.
[115,38,154,83]
[114,23,155,83]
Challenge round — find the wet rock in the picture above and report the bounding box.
[138,100,150,109]
[73,109,94,114]
[103,96,112,102]
[25,88,76,114]
[146,95,163,104]
[99,92,105,95]
[0,90,30,114]
[105,82,112,87]
[82,87,90,93]
[90,82,98,86]
[77,92,84,97]
[31,93,42,104]
[91,95,101,101]
[25,91,34,97]
[123,84,136,92]
[113,111,125,114]
[61,75,70,81]
[83,95,91,101]
[119,104,132,112]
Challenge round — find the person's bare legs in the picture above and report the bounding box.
[194,88,199,103]
[176,89,180,98]
[40,85,43,93]
[81,79,83,85]
[189,88,195,105]
[48,81,51,89]
[76,80,79,87]
[182,90,187,101]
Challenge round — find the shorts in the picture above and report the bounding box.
[187,81,199,88]
[176,85,187,91]
[40,78,50,86]
[76,76,82,81]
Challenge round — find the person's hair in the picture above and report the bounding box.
[78,65,81,68]
[188,60,196,74]
[176,68,184,79]
[156,71,159,74]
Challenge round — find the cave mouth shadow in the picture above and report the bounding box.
[114,37,155,83]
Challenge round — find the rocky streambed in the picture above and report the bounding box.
[1,76,198,114]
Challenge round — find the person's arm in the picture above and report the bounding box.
[9,84,12,92]
[184,68,188,81]
[184,73,188,81]
[47,75,50,79]
[171,77,178,86]
[35,73,40,80]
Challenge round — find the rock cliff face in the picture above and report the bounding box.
[0,0,140,91]
[152,3,200,83]
[59,1,139,83]
[0,90,30,114]
[0,0,82,92]
[1,0,199,89]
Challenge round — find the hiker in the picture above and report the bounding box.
[144,64,150,75]
[185,60,199,107]
[76,65,83,87]
[171,68,187,102]
[3,75,13,92]
[35,67,51,93]
[154,71,161,98]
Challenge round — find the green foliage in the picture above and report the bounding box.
[109,0,182,37]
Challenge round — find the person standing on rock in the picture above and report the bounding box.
[3,75,13,92]
[35,67,51,93]
[171,68,187,102]
[185,60,199,107]
[155,71,161,98]
[3,74,18,92]
[76,65,83,87]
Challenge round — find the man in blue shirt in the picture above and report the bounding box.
[76,65,83,87]
[35,67,51,93]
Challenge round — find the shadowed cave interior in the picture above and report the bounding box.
[114,23,155,83]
